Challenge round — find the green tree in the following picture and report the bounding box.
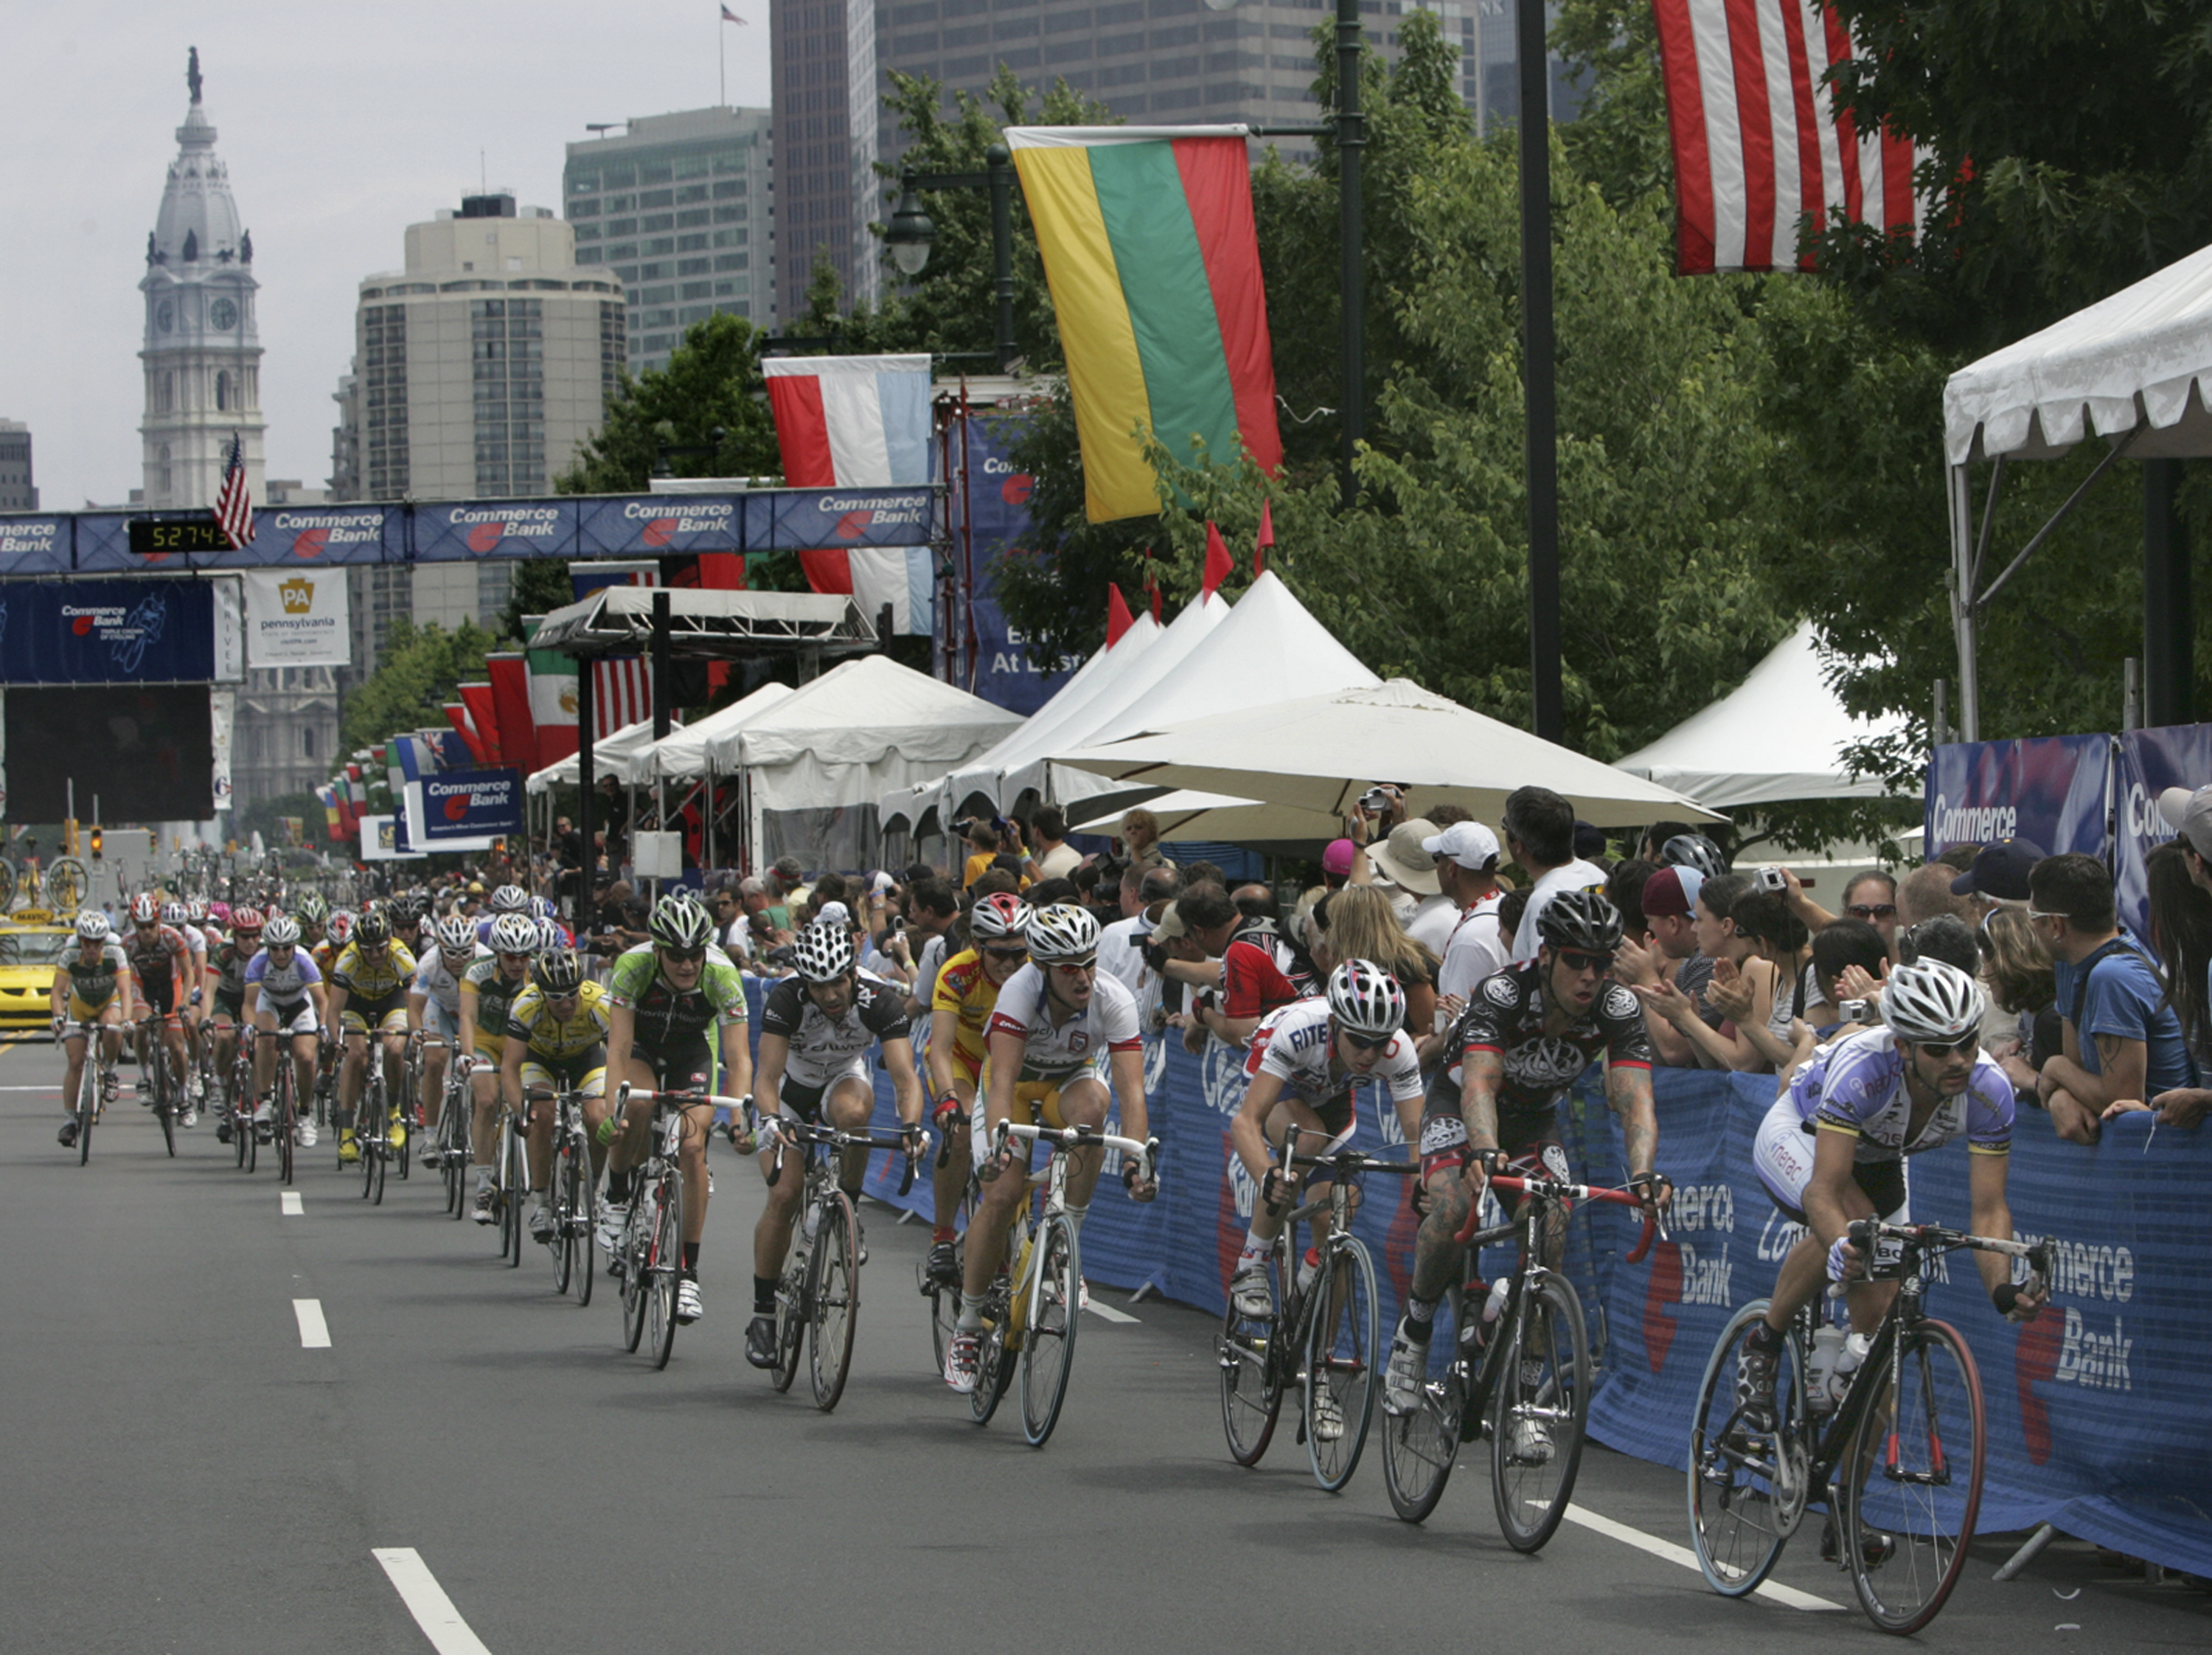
[339,617,500,754]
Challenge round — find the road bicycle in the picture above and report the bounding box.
[492,1089,529,1266]
[1217,1125,1418,1491]
[968,1120,1158,1448]
[355,1038,399,1204]
[429,1052,476,1219]
[918,1115,975,1375]
[1687,1217,2052,1634]
[1379,1173,1657,1552]
[611,1086,739,1370]
[228,1025,258,1173]
[60,1018,118,1167]
[522,1082,601,1305]
[752,1107,922,1412]
[136,1013,182,1159]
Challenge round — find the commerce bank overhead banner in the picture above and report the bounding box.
[0,487,942,577]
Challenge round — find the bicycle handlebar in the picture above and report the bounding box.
[991,1117,1159,1184]
[1846,1217,2055,1278]
[1453,1174,1661,1263]
[751,1103,928,1196]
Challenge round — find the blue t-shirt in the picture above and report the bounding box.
[2053,937,2197,1094]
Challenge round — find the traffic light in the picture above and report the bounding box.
[90,826,103,861]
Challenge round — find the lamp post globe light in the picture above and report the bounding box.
[886,184,935,277]
[888,144,1017,371]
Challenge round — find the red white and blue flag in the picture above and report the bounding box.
[570,561,657,740]
[720,4,746,21]
[762,354,935,635]
[1653,0,1935,276]
[214,431,254,550]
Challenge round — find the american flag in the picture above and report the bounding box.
[213,431,254,549]
[720,4,745,21]
[594,657,653,739]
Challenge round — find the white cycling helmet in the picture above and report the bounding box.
[1881,960,1986,1045]
[970,891,1029,942]
[489,912,540,956]
[790,921,855,983]
[489,884,529,915]
[129,893,160,926]
[434,913,476,954]
[161,900,189,926]
[75,910,112,943]
[262,915,302,948]
[1023,903,1100,964]
[1326,959,1406,1038]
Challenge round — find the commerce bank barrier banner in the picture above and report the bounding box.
[726,978,2212,1576]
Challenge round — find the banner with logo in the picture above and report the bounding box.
[242,569,349,667]
[2112,724,2212,946]
[755,486,936,552]
[0,516,73,575]
[418,766,525,842]
[576,496,742,555]
[1924,735,2112,862]
[357,813,425,861]
[210,686,234,812]
[414,501,579,564]
[947,409,1079,712]
[0,580,219,684]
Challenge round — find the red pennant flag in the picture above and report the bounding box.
[1143,547,1162,623]
[1256,498,1275,575]
[458,682,501,766]
[1203,520,1234,598]
[442,704,489,766]
[1106,583,1134,646]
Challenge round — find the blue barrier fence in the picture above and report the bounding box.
[734,979,2212,1575]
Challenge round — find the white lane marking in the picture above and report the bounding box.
[372,1548,495,1655]
[0,1085,63,1091]
[1084,1297,1138,1324]
[281,1192,304,1215]
[293,1298,331,1348]
[1559,1505,1846,1611]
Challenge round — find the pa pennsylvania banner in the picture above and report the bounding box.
[243,569,349,667]
[1006,126,1281,522]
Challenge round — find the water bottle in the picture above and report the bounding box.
[802,1198,821,1242]
[1482,1276,1510,1328]
[1295,1246,1321,1294]
[1805,1322,1846,1414]
[1827,1331,1873,1409]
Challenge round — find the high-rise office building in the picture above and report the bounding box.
[0,420,33,511]
[333,192,627,676]
[563,107,777,376]
[771,0,1578,322]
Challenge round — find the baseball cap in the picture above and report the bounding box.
[813,900,852,931]
[2158,785,2212,858]
[1369,819,1442,895]
[1949,836,2047,901]
[1641,865,1704,918]
[1573,820,1607,861]
[1321,838,1357,879]
[1152,905,1189,943]
[1422,820,1501,872]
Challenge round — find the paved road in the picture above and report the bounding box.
[1,1035,2202,1653]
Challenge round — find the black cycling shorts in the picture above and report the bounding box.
[138,974,177,1017]
[632,1037,714,1099]
[1768,1154,1907,1229]
[1418,1066,1564,1184]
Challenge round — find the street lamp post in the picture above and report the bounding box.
[885,145,1020,372]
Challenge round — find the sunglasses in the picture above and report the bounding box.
[1556,948,1611,974]
[1341,1030,1394,1052]
[984,946,1028,962]
[1846,903,1897,920]
[1915,1033,1978,1058]
[2025,906,2071,925]
[660,946,706,963]
[1051,958,1098,976]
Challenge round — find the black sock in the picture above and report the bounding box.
[754,1275,777,1314]
[1747,1319,1784,1356]
[1402,1313,1434,1342]
[683,1241,700,1271]
[605,1170,631,1204]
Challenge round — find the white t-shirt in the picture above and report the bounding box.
[1098,911,1155,1008]
[1035,842,1082,882]
[1511,858,1610,962]
[1436,891,1507,1006]
[1405,893,1458,957]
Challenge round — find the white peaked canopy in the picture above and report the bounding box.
[1945,240,2212,464]
[878,610,1166,830]
[524,715,668,796]
[1612,622,1911,808]
[709,654,1021,813]
[1056,678,1723,829]
[630,681,795,781]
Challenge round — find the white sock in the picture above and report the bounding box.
[1065,1203,1088,1239]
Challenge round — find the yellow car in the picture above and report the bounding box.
[0,915,78,1036]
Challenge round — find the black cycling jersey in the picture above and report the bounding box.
[758,971,911,1088]
[1452,960,1653,1133]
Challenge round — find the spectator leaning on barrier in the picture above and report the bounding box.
[1607,858,1656,949]
[1808,917,1887,1040]
[1978,905,2059,1097]
[2028,852,2198,1145]
[2120,836,2212,1132]
[1613,864,1720,1067]
[1314,884,1441,1058]
[1101,863,1181,1031]
[1832,868,1901,952]
[900,878,961,1019]
[1504,785,1608,963]
[1161,881,1317,1048]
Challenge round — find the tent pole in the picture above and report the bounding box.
[1949,465,1980,742]
[2144,458,2193,726]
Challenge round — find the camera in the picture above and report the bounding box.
[1839,998,1871,1024]
[1755,864,1787,893]
[1359,785,1393,815]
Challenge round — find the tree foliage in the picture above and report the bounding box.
[339,617,500,754]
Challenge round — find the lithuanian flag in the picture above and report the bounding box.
[1006,126,1282,522]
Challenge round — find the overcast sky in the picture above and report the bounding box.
[7,2,772,510]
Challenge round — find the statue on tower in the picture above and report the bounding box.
[187,46,203,104]
[240,229,253,263]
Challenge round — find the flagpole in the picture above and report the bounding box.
[720,16,726,108]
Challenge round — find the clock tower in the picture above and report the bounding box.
[139,47,263,510]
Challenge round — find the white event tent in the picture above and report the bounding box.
[627,681,794,783]
[524,715,667,796]
[1611,622,1911,808]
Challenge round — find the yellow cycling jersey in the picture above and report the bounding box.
[930,947,1005,1083]
[331,938,417,1001]
[505,978,612,1062]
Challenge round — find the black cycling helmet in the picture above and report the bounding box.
[532,948,585,996]
[1659,833,1728,880]
[647,892,714,951]
[353,909,392,948]
[1537,889,1624,954]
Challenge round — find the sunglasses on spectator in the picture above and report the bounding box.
[1556,948,1611,974]
[984,946,1027,962]
[1914,1033,1978,1058]
[660,946,706,963]
[1340,1030,1394,1052]
[2025,906,2071,926]
[1846,903,1896,920]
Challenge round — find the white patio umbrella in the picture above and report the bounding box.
[1054,678,1725,829]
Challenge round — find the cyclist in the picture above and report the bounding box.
[602,892,753,1326]
[1385,891,1669,1448]
[246,915,329,1145]
[943,903,1156,1394]
[474,884,531,948]
[921,892,1029,1286]
[1738,960,2048,1437]
[1225,961,1425,1339]
[408,912,484,1155]
[500,946,611,1244]
[293,891,333,974]
[164,899,211,1118]
[530,894,575,948]
[744,921,927,1369]
[51,911,133,1148]
[460,912,540,1222]
[123,894,195,1116]
[208,906,265,1137]
[324,908,418,1165]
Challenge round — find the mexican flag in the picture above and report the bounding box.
[1006,125,1282,522]
[522,616,579,770]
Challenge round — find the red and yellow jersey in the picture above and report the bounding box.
[930,947,1005,1082]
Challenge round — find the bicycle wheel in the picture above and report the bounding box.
[76,1058,97,1166]
[154,1049,177,1159]
[1840,1319,1985,1635]
[771,1238,808,1394]
[552,1144,577,1297]
[1382,1288,1467,1522]
[647,1170,683,1370]
[1020,1214,1081,1447]
[1687,1299,1809,1597]
[808,1193,860,1412]
[922,1232,964,1374]
[501,1127,524,1266]
[443,1105,467,1218]
[395,1103,412,1182]
[276,1067,295,1186]
[1489,1272,1591,1552]
[619,1200,649,1354]
[1303,1235,1380,1492]
[1217,1241,1287,1468]
[970,1306,1012,1426]
[569,1142,597,1308]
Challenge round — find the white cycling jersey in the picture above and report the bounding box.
[984,964,1141,1083]
[1245,996,1422,1111]
[411,944,488,1019]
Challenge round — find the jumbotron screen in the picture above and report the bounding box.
[6,685,213,822]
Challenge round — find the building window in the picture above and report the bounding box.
[159,443,173,495]
[215,370,232,412]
